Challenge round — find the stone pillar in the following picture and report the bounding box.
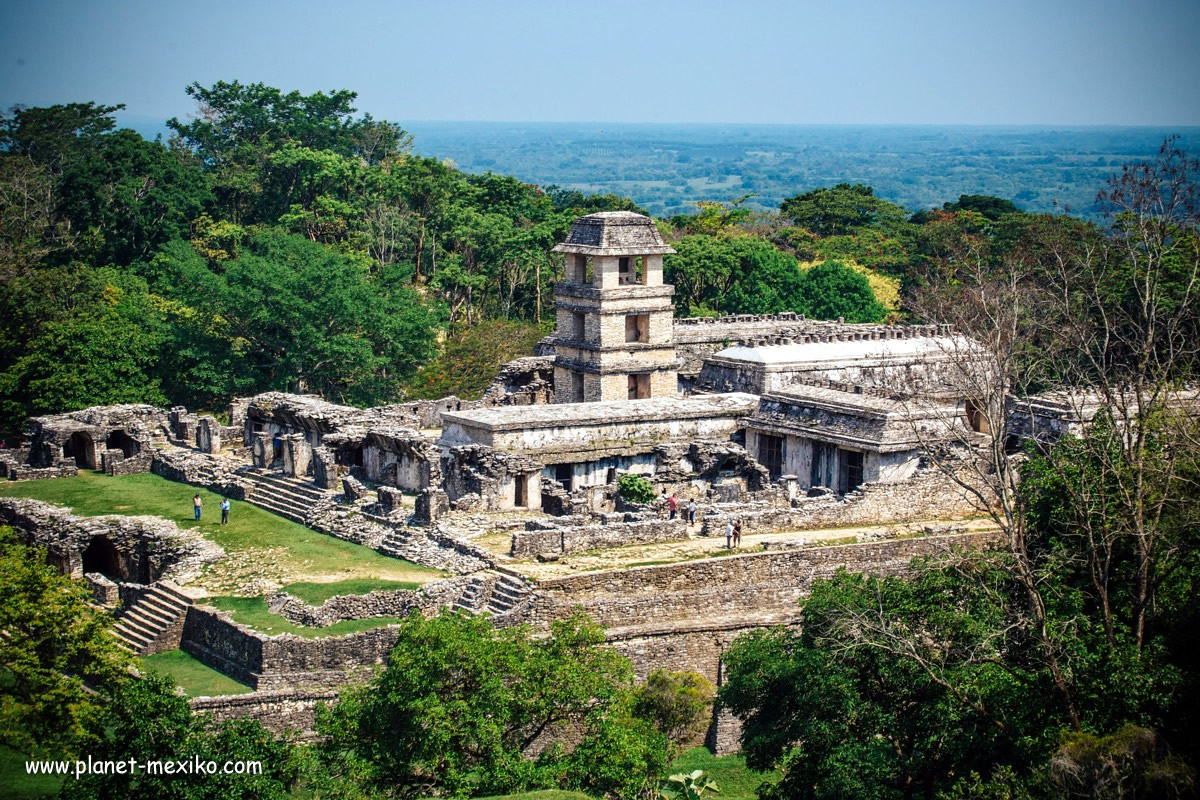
[414,488,448,525]
[281,434,311,477]
[312,446,338,489]
[101,448,125,476]
[228,398,251,445]
[780,474,799,502]
[378,486,404,514]
[178,415,198,447]
[196,415,221,454]
[251,432,272,468]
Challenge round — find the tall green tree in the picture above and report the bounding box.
[0,528,131,759]
[797,259,886,322]
[316,610,668,799]
[780,183,912,237]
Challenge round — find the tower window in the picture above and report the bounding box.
[628,374,650,399]
[625,314,649,343]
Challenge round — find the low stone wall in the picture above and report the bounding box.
[511,517,690,558]
[151,449,251,499]
[2,458,78,481]
[190,689,339,740]
[85,572,119,604]
[182,604,404,691]
[265,577,477,627]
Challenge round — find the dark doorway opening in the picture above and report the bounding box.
[514,474,527,507]
[838,449,864,493]
[105,430,138,458]
[82,535,123,581]
[555,464,574,491]
[64,432,94,469]
[758,434,784,479]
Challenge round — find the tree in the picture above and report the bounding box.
[797,259,886,322]
[665,235,806,316]
[633,669,715,746]
[159,231,439,404]
[617,474,657,505]
[315,610,668,798]
[0,528,131,759]
[780,183,911,237]
[61,673,303,800]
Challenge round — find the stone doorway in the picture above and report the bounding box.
[82,535,123,581]
[64,432,94,469]
[105,429,138,458]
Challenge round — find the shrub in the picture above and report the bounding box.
[618,474,657,504]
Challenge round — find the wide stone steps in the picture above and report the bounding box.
[111,582,193,656]
[242,471,333,525]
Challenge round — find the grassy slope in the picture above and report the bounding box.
[0,471,443,585]
[139,649,252,696]
[669,747,776,800]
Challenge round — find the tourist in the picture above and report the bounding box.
[725,518,734,549]
[667,493,678,520]
[220,497,231,525]
[688,499,696,525]
[733,519,743,548]
[192,494,202,521]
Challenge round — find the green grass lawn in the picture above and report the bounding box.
[281,578,421,605]
[668,747,775,800]
[0,745,60,800]
[139,649,252,696]
[0,471,444,587]
[206,595,406,637]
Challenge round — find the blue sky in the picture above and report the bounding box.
[2,0,1198,125]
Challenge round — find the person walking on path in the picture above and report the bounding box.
[192,494,202,521]
[688,499,696,526]
[732,519,743,548]
[220,497,231,525]
[725,518,734,549]
[668,493,678,520]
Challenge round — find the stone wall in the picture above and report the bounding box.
[190,690,339,740]
[151,448,251,499]
[515,531,998,632]
[698,459,985,537]
[511,517,690,558]
[265,577,476,627]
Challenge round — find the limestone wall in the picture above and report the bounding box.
[190,690,338,740]
[516,531,998,632]
[511,517,689,558]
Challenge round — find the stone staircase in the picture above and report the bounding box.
[243,471,331,524]
[111,582,193,655]
[452,569,533,616]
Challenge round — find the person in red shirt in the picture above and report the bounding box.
[667,493,678,520]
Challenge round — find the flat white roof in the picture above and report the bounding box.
[712,335,978,365]
[440,393,758,432]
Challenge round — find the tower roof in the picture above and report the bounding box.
[552,211,677,256]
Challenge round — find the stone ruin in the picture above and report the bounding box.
[2,210,1123,753]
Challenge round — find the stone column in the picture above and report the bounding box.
[282,434,312,477]
[312,446,338,489]
[196,415,221,454]
[251,432,272,468]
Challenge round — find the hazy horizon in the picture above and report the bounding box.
[3,0,1199,127]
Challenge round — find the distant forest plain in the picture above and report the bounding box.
[393,123,1200,218]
